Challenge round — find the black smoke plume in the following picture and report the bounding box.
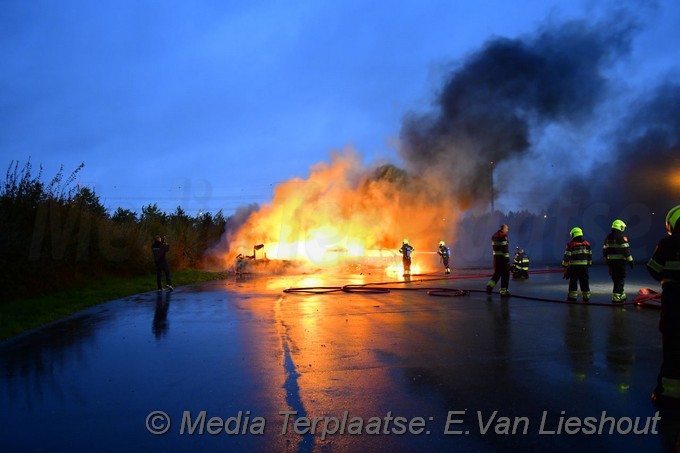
[601,82,680,213]
[399,19,635,209]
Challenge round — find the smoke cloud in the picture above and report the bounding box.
[398,14,679,261]
[399,18,635,209]
[601,82,680,212]
[220,12,679,269]
[555,81,680,257]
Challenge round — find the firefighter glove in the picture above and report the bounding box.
[629,261,634,270]
[563,268,570,279]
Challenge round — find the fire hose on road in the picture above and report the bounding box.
[283,269,660,308]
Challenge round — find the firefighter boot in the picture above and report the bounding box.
[500,288,510,297]
[567,291,578,302]
[486,280,496,295]
[612,293,624,303]
[582,291,591,303]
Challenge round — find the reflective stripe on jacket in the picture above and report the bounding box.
[399,244,414,259]
[492,231,509,259]
[562,237,592,267]
[603,229,633,262]
[514,254,529,271]
[647,235,680,285]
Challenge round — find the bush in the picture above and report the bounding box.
[0,160,227,301]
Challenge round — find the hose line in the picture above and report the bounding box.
[282,269,658,308]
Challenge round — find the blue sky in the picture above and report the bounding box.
[1,0,678,216]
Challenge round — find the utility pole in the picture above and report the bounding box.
[490,161,495,213]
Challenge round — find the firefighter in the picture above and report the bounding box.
[486,224,510,296]
[648,205,680,403]
[512,247,530,279]
[399,239,415,276]
[562,227,592,302]
[603,219,634,303]
[438,240,451,274]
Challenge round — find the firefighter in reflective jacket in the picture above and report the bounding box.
[438,241,451,274]
[604,219,634,303]
[562,227,592,302]
[399,239,415,276]
[486,224,510,296]
[648,205,680,402]
[512,247,530,279]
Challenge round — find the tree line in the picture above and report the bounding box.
[2,160,665,301]
[0,161,227,301]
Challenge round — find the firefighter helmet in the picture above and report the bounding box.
[611,219,626,231]
[439,241,445,247]
[666,205,680,235]
[570,227,583,238]
[403,239,409,244]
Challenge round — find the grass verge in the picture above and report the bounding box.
[0,268,226,341]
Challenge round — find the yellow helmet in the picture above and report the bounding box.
[611,219,626,231]
[666,205,680,235]
[570,227,583,238]
[439,241,445,247]
[403,239,409,244]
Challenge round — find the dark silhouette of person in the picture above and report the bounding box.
[152,235,173,292]
[399,239,414,276]
[486,224,510,296]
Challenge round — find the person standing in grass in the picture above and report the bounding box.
[152,235,173,292]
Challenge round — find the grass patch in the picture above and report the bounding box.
[0,269,226,341]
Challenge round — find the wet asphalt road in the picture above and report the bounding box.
[1,265,678,452]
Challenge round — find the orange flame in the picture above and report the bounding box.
[669,172,680,192]
[224,148,459,273]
